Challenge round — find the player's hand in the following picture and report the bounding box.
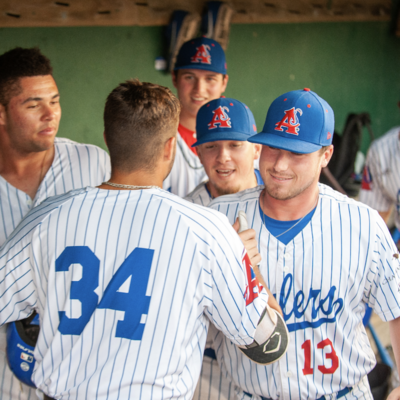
[233,218,261,266]
[387,386,400,400]
[233,216,283,317]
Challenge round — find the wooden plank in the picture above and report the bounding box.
[0,0,392,27]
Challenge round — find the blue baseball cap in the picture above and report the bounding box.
[193,97,257,147]
[174,37,227,74]
[249,88,334,154]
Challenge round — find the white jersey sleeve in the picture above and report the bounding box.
[0,188,268,400]
[359,127,400,229]
[208,184,400,400]
[163,133,207,197]
[0,138,111,400]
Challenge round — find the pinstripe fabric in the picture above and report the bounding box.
[163,132,207,197]
[187,185,234,400]
[209,184,400,400]
[0,188,268,400]
[0,138,111,400]
[185,171,264,208]
[0,138,111,245]
[185,182,212,207]
[359,127,400,230]
[239,375,372,400]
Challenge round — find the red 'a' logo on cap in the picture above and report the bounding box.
[243,252,262,306]
[191,44,212,64]
[208,106,231,129]
[275,107,303,135]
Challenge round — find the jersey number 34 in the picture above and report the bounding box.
[55,246,154,341]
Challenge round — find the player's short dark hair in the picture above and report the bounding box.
[104,79,180,172]
[0,47,53,106]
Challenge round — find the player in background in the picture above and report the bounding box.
[0,79,280,400]
[0,47,111,399]
[209,88,400,400]
[185,97,262,207]
[359,102,400,244]
[186,97,265,400]
[163,37,229,197]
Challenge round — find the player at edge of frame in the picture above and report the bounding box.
[208,88,400,400]
[359,99,400,247]
[0,46,111,400]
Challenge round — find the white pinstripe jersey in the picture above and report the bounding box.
[359,126,400,230]
[0,137,111,400]
[0,137,111,245]
[185,171,264,208]
[0,188,268,400]
[185,182,212,207]
[186,180,234,400]
[209,184,400,400]
[163,131,207,197]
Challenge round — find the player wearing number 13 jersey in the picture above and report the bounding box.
[209,89,400,399]
[0,80,271,400]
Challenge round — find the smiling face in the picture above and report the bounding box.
[0,75,61,154]
[197,140,261,198]
[172,69,228,125]
[259,145,333,202]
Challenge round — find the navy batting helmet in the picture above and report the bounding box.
[6,311,40,388]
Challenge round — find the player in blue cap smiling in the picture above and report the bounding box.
[187,97,272,400]
[185,97,262,206]
[208,88,400,400]
[163,37,229,198]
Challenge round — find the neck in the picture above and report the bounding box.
[178,111,196,132]
[261,184,319,221]
[0,141,55,199]
[207,170,258,199]
[0,141,54,177]
[98,170,163,190]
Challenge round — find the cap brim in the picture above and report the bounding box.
[192,131,254,147]
[248,132,322,154]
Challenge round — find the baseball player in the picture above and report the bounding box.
[0,47,111,399]
[209,88,400,399]
[185,97,262,207]
[0,79,281,400]
[163,37,229,197]
[186,97,263,400]
[359,112,400,240]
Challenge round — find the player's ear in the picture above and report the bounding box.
[0,103,6,126]
[221,74,229,93]
[164,135,176,162]
[253,144,262,160]
[196,144,204,165]
[320,145,334,168]
[103,132,108,149]
[171,71,178,89]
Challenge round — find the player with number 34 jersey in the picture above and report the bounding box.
[0,80,273,400]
